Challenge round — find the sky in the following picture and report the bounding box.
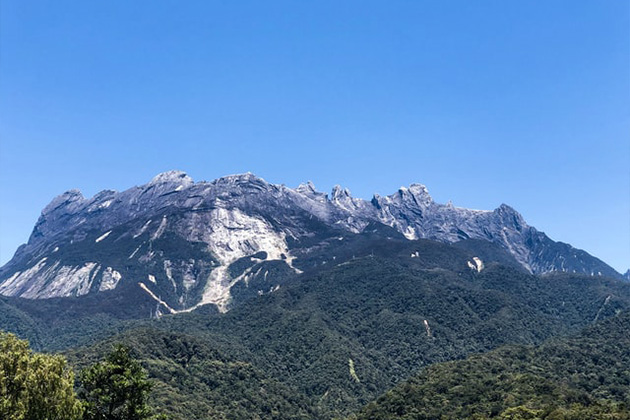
[0,1,628,272]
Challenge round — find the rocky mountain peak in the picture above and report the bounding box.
[148,170,194,188]
[0,171,623,310]
[296,181,317,194]
[331,185,352,200]
[407,183,433,207]
[408,183,430,196]
[215,172,261,182]
[42,189,85,216]
[211,173,271,190]
[494,203,527,232]
[295,181,328,202]
[92,189,117,200]
[329,185,368,216]
[381,183,433,209]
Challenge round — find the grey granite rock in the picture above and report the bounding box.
[0,171,621,312]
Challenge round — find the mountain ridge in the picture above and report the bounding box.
[0,171,621,313]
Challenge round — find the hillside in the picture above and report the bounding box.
[67,329,316,420]
[350,312,630,419]
[53,239,630,419]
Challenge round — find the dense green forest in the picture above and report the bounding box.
[69,259,630,418]
[0,332,164,420]
[350,312,630,419]
[5,309,630,419]
[2,237,629,419]
[67,329,316,420]
[151,257,629,416]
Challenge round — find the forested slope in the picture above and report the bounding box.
[3,237,630,418]
[66,248,630,419]
[350,312,630,419]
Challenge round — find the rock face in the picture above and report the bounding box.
[0,171,621,312]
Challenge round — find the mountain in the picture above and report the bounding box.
[1,212,628,418]
[0,171,621,315]
[50,246,630,420]
[1,171,626,419]
[58,250,630,419]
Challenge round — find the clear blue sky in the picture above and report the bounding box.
[1,1,628,272]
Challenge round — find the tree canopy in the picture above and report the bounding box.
[79,344,157,420]
[0,331,83,420]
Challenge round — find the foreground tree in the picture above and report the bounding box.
[0,331,83,420]
[79,344,158,420]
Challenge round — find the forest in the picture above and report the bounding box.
[2,242,629,419]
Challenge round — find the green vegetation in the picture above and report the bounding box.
[79,344,158,420]
[350,312,630,419]
[0,332,166,420]
[67,329,315,420]
[156,257,629,417]
[0,332,83,420]
[58,254,630,419]
[0,290,156,352]
[2,237,630,418]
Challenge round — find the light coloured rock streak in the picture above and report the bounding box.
[138,282,176,314]
[193,207,301,312]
